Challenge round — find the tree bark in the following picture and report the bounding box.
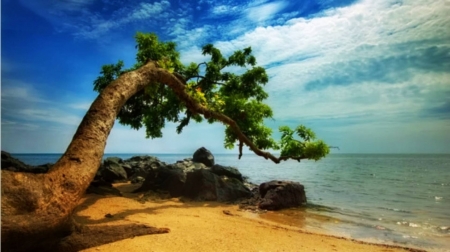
[1,62,169,251]
[1,61,284,251]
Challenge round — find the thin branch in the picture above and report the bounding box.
[238,141,243,159]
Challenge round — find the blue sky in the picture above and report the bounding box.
[1,0,449,154]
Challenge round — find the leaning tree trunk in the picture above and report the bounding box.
[1,62,177,251]
[1,61,282,251]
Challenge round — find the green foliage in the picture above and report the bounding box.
[134,32,183,71]
[93,60,124,92]
[93,32,330,162]
[279,125,330,161]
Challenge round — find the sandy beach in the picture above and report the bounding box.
[71,183,422,252]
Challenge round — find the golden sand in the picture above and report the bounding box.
[75,183,418,252]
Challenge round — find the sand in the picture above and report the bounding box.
[74,183,421,252]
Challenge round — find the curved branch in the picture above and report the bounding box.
[152,62,306,164]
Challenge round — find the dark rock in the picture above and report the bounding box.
[1,151,50,173]
[134,164,186,197]
[124,156,166,179]
[86,180,122,196]
[34,163,52,173]
[183,168,252,202]
[128,155,160,163]
[134,153,252,202]
[183,168,217,200]
[104,157,123,164]
[258,180,307,210]
[101,162,127,183]
[121,164,134,177]
[192,147,215,167]
[2,151,31,172]
[211,164,244,182]
[130,176,145,184]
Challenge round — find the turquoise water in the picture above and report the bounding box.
[9,153,450,251]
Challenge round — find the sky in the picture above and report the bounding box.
[1,0,449,154]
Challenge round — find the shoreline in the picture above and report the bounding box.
[74,183,426,252]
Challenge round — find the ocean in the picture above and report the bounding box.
[8,153,450,251]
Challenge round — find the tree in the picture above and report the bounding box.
[1,33,329,251]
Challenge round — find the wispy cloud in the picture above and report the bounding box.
[128,1,170,20]
[199,0,450,123]
[246,1,288,23]
[19,0,172,40]
[1,83,84,126]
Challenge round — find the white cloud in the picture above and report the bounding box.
[19,0,173,39]
[1,82,49,104]
[128,1,170,20]
[204,0,450,122]
[1,83,84,126]
[246,1,288,23]
[212,5,233,15]
[172,0,450,153]
[69,102,92,111]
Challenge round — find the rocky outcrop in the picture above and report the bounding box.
[1,151,51,173]
[100,157,128,182]
[211,164,244,182]
[258,180,307,210]
[134,157,252,202]
[134,162,189,197]
[192,147,215,167]
[183,168,252,201]
[1,150,308,209]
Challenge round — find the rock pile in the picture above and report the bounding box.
[1,148,308,210]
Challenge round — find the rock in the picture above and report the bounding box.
[1,151,50,173]
[86,180,122,196]
[134,164,186,197]
[134,152,252,202]
[101,161,127,183]
[211,164,244,182]
[2,151,31,172]
[128,155,160,163]
[183,168,252,202]
[258,180,307,210]
[125,156,166,179]
[34,163,52,173]
[104,156,123,164]
[192,147,215,167]
[130,175,145,184]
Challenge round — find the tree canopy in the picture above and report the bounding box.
[94,32,330,162]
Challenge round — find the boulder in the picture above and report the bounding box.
[134,164,186,197]
[192,147,215,167]
[104,156,123,164]
[86,180,122,196]
[34,163,52,173]
[1,151,50,173]
[258,180,307,210]
[211,164,244,182]
[130,176,145,184]
[100,161,127,183]
[183,168,252,202]
[134,154,252,202]
[125,156,166,179]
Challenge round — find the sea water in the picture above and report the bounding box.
[9,153,450,251]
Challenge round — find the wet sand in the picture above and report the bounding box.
[75,183,422,252]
